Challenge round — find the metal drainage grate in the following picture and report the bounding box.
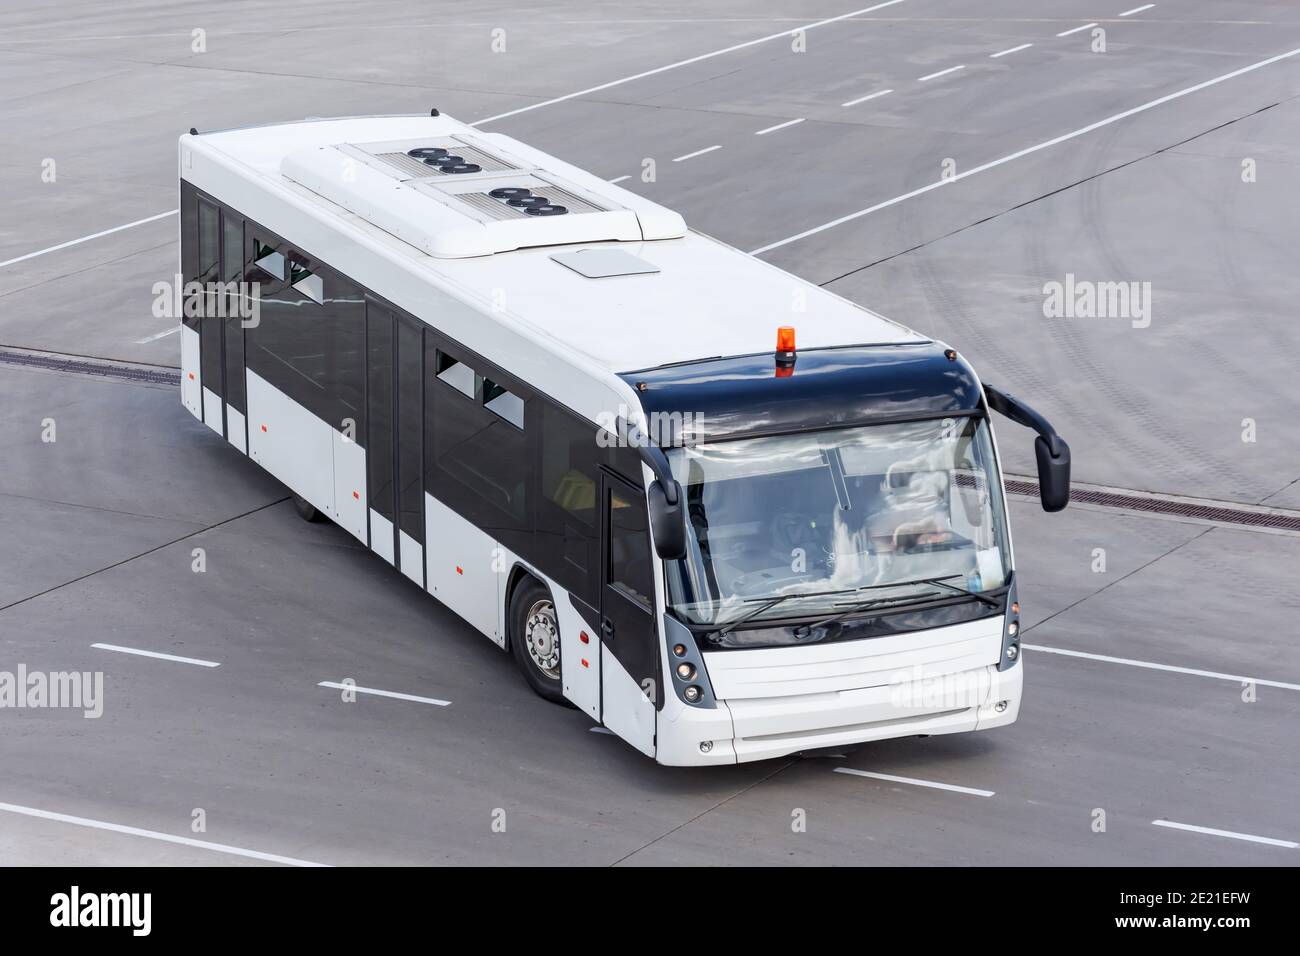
[0,348,179,387]
[1005,478,1300,533]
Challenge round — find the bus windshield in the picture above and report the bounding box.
[665,416,1010,628]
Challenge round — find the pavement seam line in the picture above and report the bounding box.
[0,497,289,615]
[608,757,799,865]
[1021,526,1214,637]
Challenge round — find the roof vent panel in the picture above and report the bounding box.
[375,143,516,178]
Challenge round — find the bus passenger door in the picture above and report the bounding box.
[365,303,425,588]
[599,471,659,758]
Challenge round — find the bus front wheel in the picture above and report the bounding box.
[509,579,567,705]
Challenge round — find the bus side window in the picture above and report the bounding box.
[608,486,652,609]
[428,349,531,541]
[538,402,600,603]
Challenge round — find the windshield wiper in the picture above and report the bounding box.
[715,587,862,635]
[795,575,1001,634]
[924,575,1001,608]
[793,592,941,637]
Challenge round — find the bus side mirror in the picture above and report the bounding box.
[1035,435,1070,513]
[648,479,687,561]
[984,384,1072,513]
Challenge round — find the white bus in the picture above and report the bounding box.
[177,112,1070,766]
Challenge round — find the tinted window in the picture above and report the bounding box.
[396,319,423,543]
[608,484,652,608]
[197,200,222,385]
[538,402,599,599]
[200,294,223,404]
[222,215,245,413]
[367,305,394,523]
[428,349,529,537]
[197,200,219,279]
[246,252,365,434]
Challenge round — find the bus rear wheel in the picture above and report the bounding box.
[292,492,326,523]
[509,579,567,705]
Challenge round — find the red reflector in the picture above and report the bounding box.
[455,566,463,575]
[352,491,360,499]
[580,631,590,644]
[581,659,589,668]
[187,372,195,381]
[260,425,267,432]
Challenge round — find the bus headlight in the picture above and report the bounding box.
[664,616,717,708]
[997,578,1021,672]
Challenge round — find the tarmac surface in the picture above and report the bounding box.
[1,0,1297,864]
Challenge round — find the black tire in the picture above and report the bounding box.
[292,492,326,523]
[509,579,568,705]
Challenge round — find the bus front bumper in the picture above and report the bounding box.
[656,662,1021,766]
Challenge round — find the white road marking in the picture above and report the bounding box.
[917,64,965,82]
[842,88,894,107]
[1120,3,1156,16]
[755,117,806,135]
[0,800,329,866]
[1023,644,1300,692]
[317,681,451,706]
[673,144,723,162]
[750,46,1300,255]
[135,326,180,344]
[834,767,995,797]
[92,643,220,668]
[1057,22,1097,37]
[0,209,178,271]
[470,0,911,125]
[607,175,631,184]
[1153,819,1297,849]
[991,43,1033,58]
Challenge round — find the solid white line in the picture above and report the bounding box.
[1023,644,1300,691]
[833,767,995,797]
[755,117,806,135]
[1120,3,1156,16]
[317,681,451,706]
[469,0,911,125]
[749,46,1300,255]
[917,64,965,82]
[1153,819,1297,849]
[1057,22,1097,37]
[0,209,177,271]
[842,88,894,107]
[135,326,180,344]
[607,175,631,184]
[0,800,329,866]
[92,643,220,668]
[991,43,1033,58]
[672,144,723,162]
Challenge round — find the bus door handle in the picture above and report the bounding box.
[601,617,615,641]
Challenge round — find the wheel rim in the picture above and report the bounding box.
[523,599,561,680]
